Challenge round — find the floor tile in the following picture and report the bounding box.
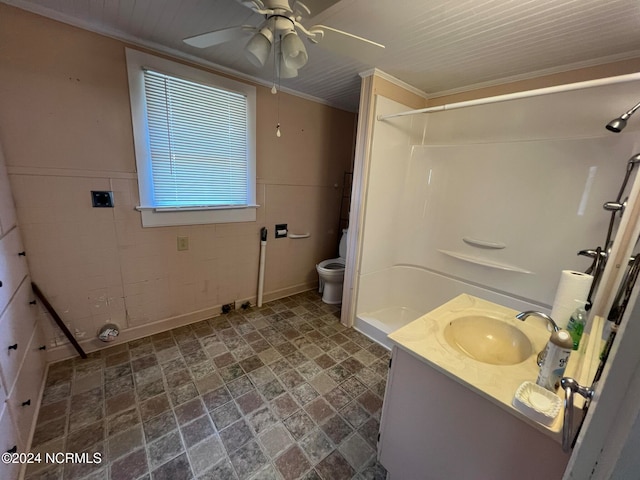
[106,390,137,417]
[275,445,311,480]
[199,458,238,480]
[143,410,177,443]
[227,376,254,398]
[72,373,103,395]
[283,410,316,441]
[339,433,375,471]
[340,401,370,429]
[107,408,140,437]
[180,414,215,448]
[229,440,268,480]
[31,416,66,448]
[246,406,278,434]
[66,420,104,452]
[271,393,300,420]
[320,414,353,446]
[203,386,233,412]
[220,419,254,453]
[151,452,192,480]
[304,398,333,424]
[299,428,333,465]
[258,424,294,459]
[257,378,286,401]
[109,447,148,480]
[315,450,355,480]
[187,435,225,475]
[33,292,389,480]
[357,417,380,450]
[236,389,264,414]
[211,401,242,430]
[108,425,144,462]
[147,430,184,469]
[139,394,171,422]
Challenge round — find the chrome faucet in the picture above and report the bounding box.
[515,311,560,366]
[515,311,560,332]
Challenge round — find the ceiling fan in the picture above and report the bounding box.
[183,0,385,78]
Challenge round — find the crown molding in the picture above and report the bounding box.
[359,68,429,99]
[0,0,351,111]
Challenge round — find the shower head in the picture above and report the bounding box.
[607,100,640,132]
[606,117,628,133]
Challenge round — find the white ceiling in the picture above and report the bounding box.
[4,0,640,112]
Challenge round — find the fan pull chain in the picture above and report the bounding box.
[276,75,281,137]
[274,36,282,137]
[271,33,278,95]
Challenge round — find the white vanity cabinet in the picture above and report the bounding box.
[378,346,569,480]
[0,145,47,480]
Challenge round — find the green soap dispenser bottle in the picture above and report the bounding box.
[567,301,586,351]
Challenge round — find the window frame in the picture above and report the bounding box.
[125,48,257,227]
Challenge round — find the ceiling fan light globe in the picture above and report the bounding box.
[245,29,273,68]
[278,57,298,78]
[281,32,308,69]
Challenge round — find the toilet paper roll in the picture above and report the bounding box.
[550,270,594,329]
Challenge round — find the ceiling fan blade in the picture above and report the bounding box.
[296,0,341,17]
[236,0,265,10]
[310,25,385,63]
[184,26,255,48]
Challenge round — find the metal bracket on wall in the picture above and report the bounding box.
[31,282,87,359]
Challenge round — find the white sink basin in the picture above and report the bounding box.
[443,315,534,365]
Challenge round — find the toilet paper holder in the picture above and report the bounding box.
[275,224,288,238]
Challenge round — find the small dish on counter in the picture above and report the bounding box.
[513,381,562,427]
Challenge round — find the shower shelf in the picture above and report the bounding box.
[462,237,506,249]
[437,249,533,274]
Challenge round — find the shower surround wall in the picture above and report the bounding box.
[0,5,356,360]
[354,80,640,347]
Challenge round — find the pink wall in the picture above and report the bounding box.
[0,5,356,359]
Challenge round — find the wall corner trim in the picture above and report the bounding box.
[359,68,429,99]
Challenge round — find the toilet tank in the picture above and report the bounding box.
[339,229,348,258]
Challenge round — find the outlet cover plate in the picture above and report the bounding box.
[91,191,114,208]
[177,236,189,251]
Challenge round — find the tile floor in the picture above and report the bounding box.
[25,291,390,480]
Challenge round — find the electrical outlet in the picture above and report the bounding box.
[177,236,189,251]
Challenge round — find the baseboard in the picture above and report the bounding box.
[44,282,318,364]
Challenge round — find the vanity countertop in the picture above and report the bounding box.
[387,294,587,440]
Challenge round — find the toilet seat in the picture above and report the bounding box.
[317,258,345,272]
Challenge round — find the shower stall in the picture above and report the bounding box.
[344,72,640,349]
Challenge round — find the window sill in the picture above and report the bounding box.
[136,205,258,227]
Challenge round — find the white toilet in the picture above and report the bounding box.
[316,229,348,304]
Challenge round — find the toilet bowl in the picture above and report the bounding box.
[316,229,348,304]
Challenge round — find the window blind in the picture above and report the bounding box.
[143,69,249,208]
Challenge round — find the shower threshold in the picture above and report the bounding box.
[355,306,424,349]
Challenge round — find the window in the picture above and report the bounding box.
[126,48,257,227]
